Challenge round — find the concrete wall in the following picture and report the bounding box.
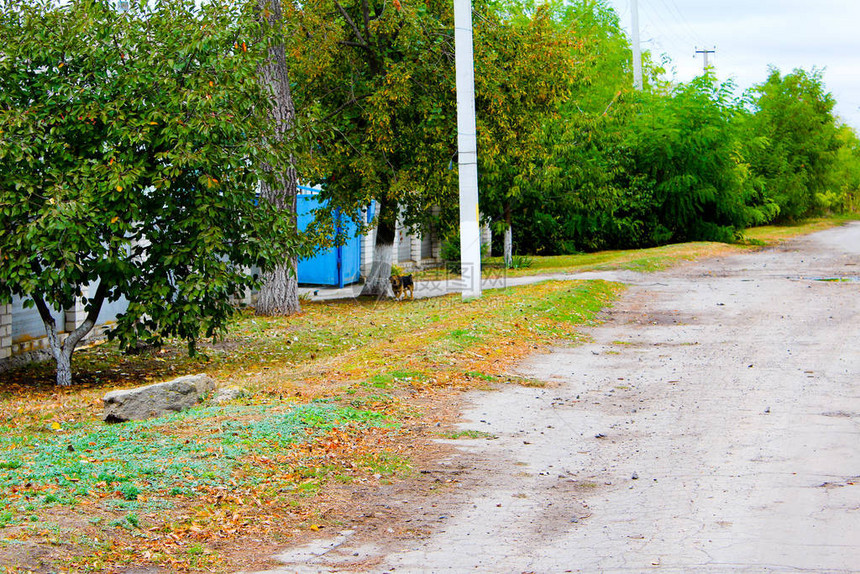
[0,292,127,370]
[360,207,442,275]
[0,304,11,361]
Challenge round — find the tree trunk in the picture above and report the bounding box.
[255,0,301,316]
[55,348,73,387]
[362,243,395,297]
[257,261,299,315]
[34,283,107,386]
[504,204,513,268]
[361,201,397,297]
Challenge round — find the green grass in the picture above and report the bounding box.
[424,214,860,282]
[367,370,427,389]
[441,429,496,440]
[479,241,738,278]
[741,214,859,243]
[0,403,391,526]
[356,452,411,476]
[464,371,497,382]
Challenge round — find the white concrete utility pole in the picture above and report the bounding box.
[631,0,643,90]
[454,0,482,299]
[695,46,716,73]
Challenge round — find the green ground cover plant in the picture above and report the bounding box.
[0,403,390,518]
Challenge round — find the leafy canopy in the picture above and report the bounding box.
[474,0,582,233]
[0,0,300,364]
[289,0,458,239]
[745,67,841,221]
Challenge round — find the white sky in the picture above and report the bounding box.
[604,0,860,130]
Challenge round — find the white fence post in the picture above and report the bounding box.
[431,206,442,261]
[360,223,376,277]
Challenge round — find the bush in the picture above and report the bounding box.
[440,233,490,273]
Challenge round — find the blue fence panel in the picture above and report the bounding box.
[340,223,362,285]
[297,189,362,287]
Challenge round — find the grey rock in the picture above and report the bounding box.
[102,373,216,423]
[213,386,246,404]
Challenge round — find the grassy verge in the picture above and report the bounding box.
[418,214,858,279]
[739,213,858,243]
[1,280,621,572]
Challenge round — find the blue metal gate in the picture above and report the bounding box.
[296,187,362,287]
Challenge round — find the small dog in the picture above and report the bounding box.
[389,274,414,301]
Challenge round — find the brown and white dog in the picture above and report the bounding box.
[389,274,414,301]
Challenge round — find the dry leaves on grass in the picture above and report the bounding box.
[1,279,622,572]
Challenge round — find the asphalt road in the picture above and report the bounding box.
[256,222,860,573]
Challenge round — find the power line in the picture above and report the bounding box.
[660,0,704,46]
[650,0,698,48]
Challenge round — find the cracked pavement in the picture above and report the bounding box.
[252,222,860,573]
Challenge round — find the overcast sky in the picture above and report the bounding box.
[603,0,860,130]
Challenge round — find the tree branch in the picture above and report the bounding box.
[32,294,54,330]
[319,93,371,123]
[64,280,107,352]
[361,0,371,36]
[32,294,61,362]
[112,34,126,66]
[333,1,367,47]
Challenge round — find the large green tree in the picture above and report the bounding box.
[288,0,458,295]
[0,0,300,385]
[831,124,860,213]
[488,0,646,254]
[473,0,582,266]
[523,74,773,253]
[621,76,766,244]
[746,68,841,221]
[475,0,671,259]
